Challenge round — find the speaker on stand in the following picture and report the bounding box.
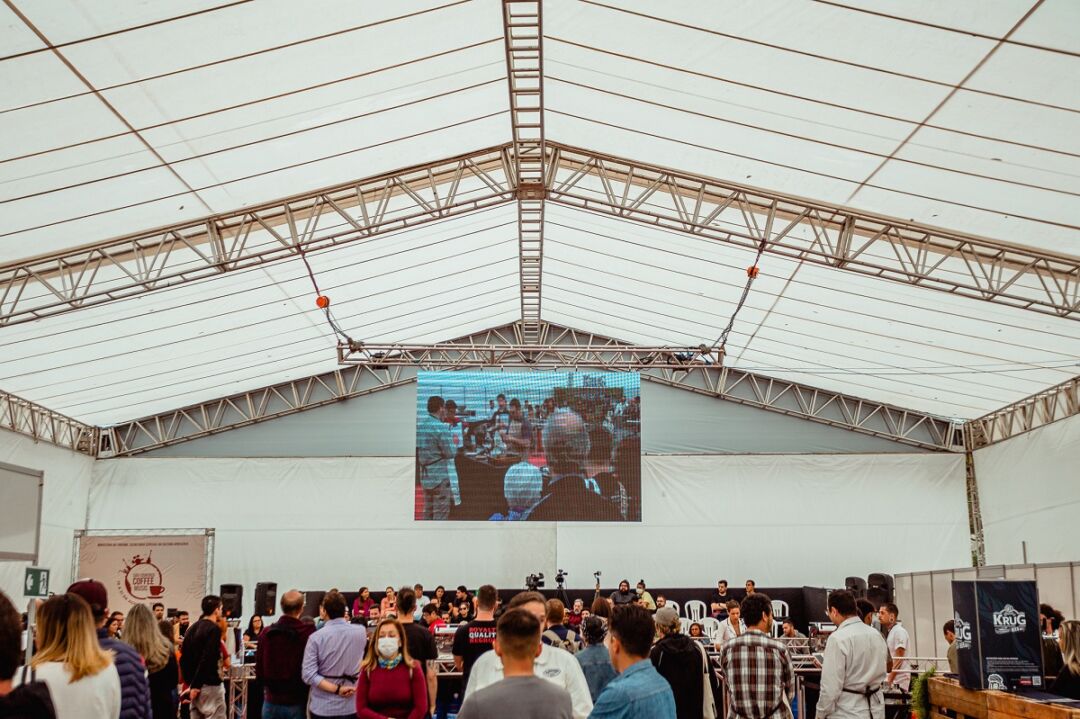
[866,573,894,608]
[845,576,867,599]
[220,584,243,618]
[254,582,277,616]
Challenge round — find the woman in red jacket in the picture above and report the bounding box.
[355,617,427,719]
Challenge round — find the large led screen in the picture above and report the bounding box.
[415,371,641,522]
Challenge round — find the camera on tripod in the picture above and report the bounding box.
[555,569,567,586]
[525,572,545,590]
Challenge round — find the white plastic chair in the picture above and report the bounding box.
[699,617,721,640]
[664,601,680,618]
[679,618,692,634]
[771,600,790,637]
[684,599,707,621]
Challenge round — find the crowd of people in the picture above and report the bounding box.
[2,578,1079,719]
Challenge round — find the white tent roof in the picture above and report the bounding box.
[1,0,1077,426]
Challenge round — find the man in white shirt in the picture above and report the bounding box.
[465,591,593,719]
[879,603,911,690]
[713,601,746,649]
[816,591,887,719]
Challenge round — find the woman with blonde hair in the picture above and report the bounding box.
[1051,620,1080,700]
[355,617,426,719]
[123,604,179,719]
[14,593,120,719]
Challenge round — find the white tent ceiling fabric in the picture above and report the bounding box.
[1,0,1078,426]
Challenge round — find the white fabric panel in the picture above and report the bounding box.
[0,428,94,602]
[556,453,968,587]
[87,458,557,608]
[1034,564,1077,620]
[974,414,1080,565]
[910,572,935,658]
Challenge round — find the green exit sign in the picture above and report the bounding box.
[24,567,49,598]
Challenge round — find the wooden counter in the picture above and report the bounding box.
[928,677,1080,719]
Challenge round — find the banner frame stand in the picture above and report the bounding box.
[71,528,215,596]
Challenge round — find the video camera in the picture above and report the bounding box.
[555,569,568,586]
[525,572,545,590]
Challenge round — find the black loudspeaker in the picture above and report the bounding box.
[220,584,243,618]
[845,576,867,598]
[254,582,277,616]
[866,573,894,608]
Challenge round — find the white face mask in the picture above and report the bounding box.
[377,637,399,659]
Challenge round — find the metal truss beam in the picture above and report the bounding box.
[502,0,546,343]
[546,143,1080,320]
[0,389,97,455]
[102,366,418,457]
[965,375,1080,449]
[0,146,515,327]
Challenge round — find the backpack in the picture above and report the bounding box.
[543,628,578,654]
[3,665,57,719]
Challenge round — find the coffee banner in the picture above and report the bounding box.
[77,533,209,619]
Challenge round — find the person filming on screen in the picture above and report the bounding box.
[418,395,459,520]
[525,409,622,522]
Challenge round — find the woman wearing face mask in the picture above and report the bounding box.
[355,617,427,719]
[635,580,656,611]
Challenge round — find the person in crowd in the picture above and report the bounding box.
[354,617,427,719]
[107,614,122,639]
[715,601,745,648]
[567,599,585,630]
[492,462,544,521]
[179,595,229,719]
[501,399,533,456]
[67,580,152,719]
[942,620,958,674]
[420,605,444,634]
[413,586,429,620]
[781,619,810,654]
[452,585,498,692]
[157,621,175,651]
[465,592,593,719]
[816,591,887,719]
[610,581,636,607]
[152,604,165,622]
[243,616,264,650]
[635,582,656,612]
[688,623,705,639]
[173,611,190,643]
[721,594,792,719]
[745,580,756,596]
[455,587,473,607]
[709,580,732,620]
[577,616,616,703]
[396,589,438,719]
[458,609,573,719]
[855,600,876,627]
[542,600,580,653]
[13,593,119,719]
[652,606,718,719]
[589,598,612,624]
[490,394,511,431]
[1050,620,1080,700]
[432,587,447,612]
[417,395,457,521]
[352,588,375,621]
[380,587,398,618]
[1042,604,1066,636]
[256,590,315,719]
[302,590,367,719]
[589,604,676,719]
[525,409,622,521]
[0,590,55,719]
[879,604,911,691]
[1041,604,1066,679]
[451,602,473,624]
[123,604,178,719]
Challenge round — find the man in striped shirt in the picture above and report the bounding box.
[720,593,794,719]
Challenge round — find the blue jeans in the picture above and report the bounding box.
[262,702,306,719]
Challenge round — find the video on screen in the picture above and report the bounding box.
[415,371,641,522]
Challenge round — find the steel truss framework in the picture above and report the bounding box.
[965,375,1080,449]
[4,143,1079,329]
[503,0,546,343]
[0,389,97,454]
[102,322,961,457]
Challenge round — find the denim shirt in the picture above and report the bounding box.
[576,644,617,702]
[588,658,676,719]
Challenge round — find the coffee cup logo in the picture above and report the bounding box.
[992,604,1026,635]
[117,552,165,603]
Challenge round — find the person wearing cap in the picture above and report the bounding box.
[67,579,152,719]
[575,616,616,702]
[650,606,719,719]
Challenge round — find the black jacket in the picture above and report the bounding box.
[526,474,622,521]
[651,634,718,719]
[98,629,152,719]
[180,618,223,689]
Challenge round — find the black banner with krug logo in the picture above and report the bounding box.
[952,580,1043,691]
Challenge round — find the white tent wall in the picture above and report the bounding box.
[0,428,93,601]
[973,414,1080,565]
[87,452,967,617]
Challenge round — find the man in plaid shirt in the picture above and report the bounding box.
[721,593,795,719]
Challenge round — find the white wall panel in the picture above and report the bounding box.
[0,429,93,601]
